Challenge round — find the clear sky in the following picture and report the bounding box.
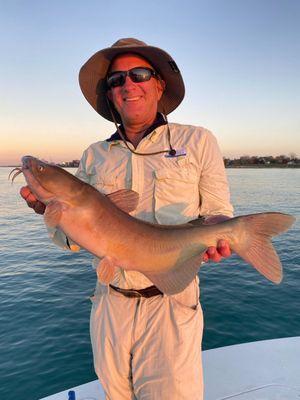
[1,0,299,165]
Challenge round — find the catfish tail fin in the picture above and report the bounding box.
[231,212,295,284]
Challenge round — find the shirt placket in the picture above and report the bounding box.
[130,146,144,196]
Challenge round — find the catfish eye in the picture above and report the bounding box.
[37,164,45,172]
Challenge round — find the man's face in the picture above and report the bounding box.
[107,54,165,127]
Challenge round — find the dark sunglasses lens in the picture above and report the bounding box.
[107,72,126,88]
[107,68,154,88]
[130,68,152,82]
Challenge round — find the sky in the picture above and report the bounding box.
[0,0,299,165]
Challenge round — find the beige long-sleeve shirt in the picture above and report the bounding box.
[49,122,233,289]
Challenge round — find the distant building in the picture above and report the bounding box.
[58,160,80,168]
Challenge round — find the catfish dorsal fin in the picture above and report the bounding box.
[107,189,139,213]
[188,215,231,226]
[188,217,205,226]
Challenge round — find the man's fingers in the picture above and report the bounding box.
[21,186,46,215]
[20,186,31,199]
[202,252,209,262]
[207,247,215,257]
[20,186,38,202]
[204,241,232,263]
[206,246,222,262]
[210,251,222,262]
[27,201,35,209]
[26,193,38,203]
[217,240,231,258]
[27,200,46,214]
[34,202,46,215]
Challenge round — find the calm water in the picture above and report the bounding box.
[0,167,299,400]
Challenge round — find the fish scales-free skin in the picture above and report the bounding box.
[17,156,295,294]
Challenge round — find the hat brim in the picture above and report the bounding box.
[79,44,185,122]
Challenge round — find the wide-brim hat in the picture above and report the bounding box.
[79,38,185,123]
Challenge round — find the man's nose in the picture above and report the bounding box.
[122,74,136,89]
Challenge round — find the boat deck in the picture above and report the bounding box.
[40,336,300,399]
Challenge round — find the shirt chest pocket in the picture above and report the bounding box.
[89,158,131,195]
[90,176,117,195]
[89,170,128,195]
[153,164,200,224]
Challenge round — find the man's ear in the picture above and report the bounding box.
[156,79,166,101]
[106,90,112,102]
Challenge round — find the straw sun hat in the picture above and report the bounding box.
[79,38,185,123]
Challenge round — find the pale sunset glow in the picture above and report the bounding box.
[1,1,299,165]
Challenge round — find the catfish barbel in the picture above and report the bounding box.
[11,156,295,294]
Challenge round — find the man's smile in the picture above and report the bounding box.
[123,96,142,102]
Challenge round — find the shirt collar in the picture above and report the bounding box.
[106,113,167,143]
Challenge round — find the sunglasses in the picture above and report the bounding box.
[106,67,158,89]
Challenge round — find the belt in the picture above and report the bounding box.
[109,284,163,298]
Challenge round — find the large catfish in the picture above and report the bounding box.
[11,156,295,294]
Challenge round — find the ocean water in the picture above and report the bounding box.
[0,167,299,400]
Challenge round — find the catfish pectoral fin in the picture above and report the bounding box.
[96,257,117,284]
[44,200,65,228]
[107,189,139,213]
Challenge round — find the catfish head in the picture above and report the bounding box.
[21,156,86,205]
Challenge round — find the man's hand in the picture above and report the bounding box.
[20,186,46,215]
[203,240,231,262]
[201,215,232,263]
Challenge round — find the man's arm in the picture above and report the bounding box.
[198,130,234,262]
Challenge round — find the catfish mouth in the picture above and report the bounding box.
[9,156,41,182]
[8,155,35,182]
[8,156,39,182]
[22,155,35,170]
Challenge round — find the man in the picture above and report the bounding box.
[21,38,233,399]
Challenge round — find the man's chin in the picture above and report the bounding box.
[121,108,156,127]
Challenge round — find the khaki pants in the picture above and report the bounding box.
[90,279,203,400]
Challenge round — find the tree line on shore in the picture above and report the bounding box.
[224,154,300,167]
[56,154,300,168]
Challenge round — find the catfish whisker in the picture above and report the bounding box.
[8,167,23,183]
[8,167,21,179]
[12,170,23,182]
